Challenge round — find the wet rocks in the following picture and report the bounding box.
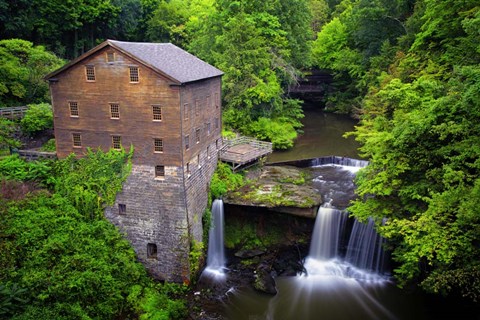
[253,264,277,295]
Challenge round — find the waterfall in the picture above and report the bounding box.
[345,218,386,273]
[205,199,226,274]
[308,204,348,260]
[305,162,388,281]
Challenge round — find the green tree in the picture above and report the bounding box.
[0,39,63,107]
[348,1,480,301]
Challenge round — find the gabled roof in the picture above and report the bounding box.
[45,40,223,84]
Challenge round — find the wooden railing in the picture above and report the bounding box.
[16,150,57,161]
[222,136,272,150]
[0,106,28,119]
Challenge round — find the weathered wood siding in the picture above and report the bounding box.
[50,46,182,166]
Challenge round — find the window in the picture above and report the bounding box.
[129,66,139,82]
[85,65,95,81]
[112,135,121,150]
[155,165,165,178]
[215,117,219,130]
[106,52,115,63]
[69,101,79,117]
[186,162,191,176]
[72,133,82,147]
[207,146,210,159]
[110,103,120,119]
[152,105,162,121]
[184,103,189,121]
[154,138,163,152]
[216,138,221,150]
[184,135,190,150]
[215,92,219,108]
[195,128,200,144]
[118,203,126,215]
[197,154,201,168]
[147,243,157,259]
[206,122,211,136]
[195,99,199,116]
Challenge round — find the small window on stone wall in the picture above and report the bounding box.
[147,243,157,259]
[155,165,165,178]
[69,101,79,117]
[118,203,126,215]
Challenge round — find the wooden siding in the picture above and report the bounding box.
[180,77,222,167]
[50,46,183,166]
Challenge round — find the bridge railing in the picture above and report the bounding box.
[221,136,272,151]
[0,106,28,119]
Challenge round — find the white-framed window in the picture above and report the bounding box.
[110,103,120,119]
[154,138,163,153]
[112,135,122,150]
[69,101,79,117]
[85,65,95,81]
[129,66,139,82]
[72,133,82,147]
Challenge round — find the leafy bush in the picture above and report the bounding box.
[247,117,298,150]
[20,103,53,135]
[210,162,244,199]
[0,155,52,184]
[40,138,56,152]
[0,118,20,150]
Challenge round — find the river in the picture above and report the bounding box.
[267,104,361,163]
[201,103,478,319]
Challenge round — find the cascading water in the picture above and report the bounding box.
[203,199,226,279]
[304,161,388,281]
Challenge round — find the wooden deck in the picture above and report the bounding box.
[0,106,28,119]
[219,136,273,171]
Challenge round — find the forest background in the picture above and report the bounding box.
[0,0,479,318]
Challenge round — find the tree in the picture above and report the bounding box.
[348,1,480,301]
[0,39,64,107]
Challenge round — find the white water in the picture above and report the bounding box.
[203,199,226,279]
[304,162,388,282]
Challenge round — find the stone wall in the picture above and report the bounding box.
[105,164,190,282]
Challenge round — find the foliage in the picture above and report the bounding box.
[52,147,133,220]
[0,39,63,107]
[189,0,310,149]
[0,155,53,185]
[210,162,244,199]
[189,240,205,280]
[0,283,28,318]
[39,138,56,152]
[0,118,20,150]
[0,149,187,319]
[347,1,480,301]
[20,103,53,135]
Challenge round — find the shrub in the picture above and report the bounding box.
[20,103,53,135]
[40,138,56,152]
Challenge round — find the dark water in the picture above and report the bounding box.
[268,105,361,163]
